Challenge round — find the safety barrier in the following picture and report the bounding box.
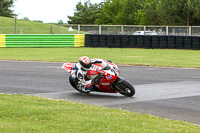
[0,34,85,47]
[84,34,200,50]
[1,34,199,50]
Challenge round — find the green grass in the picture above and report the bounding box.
[0,47,200,68]
[0,16,86,34]
[0,94,200,133]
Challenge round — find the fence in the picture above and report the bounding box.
[57,25,200,36]
[0,34,85,47]
[1,25,200,35]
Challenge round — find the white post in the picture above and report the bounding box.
[121,25,124,35]
[189,26,192,36]
[57,24,59,34]
[78,25,80,34]
[144,26,146,31]
[50,26,53,34]
[99,25,101,35]
[20,27,22,34]
[166,26,169,35]
[12,15,17,34]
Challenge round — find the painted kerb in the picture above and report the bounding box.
[0,35,6,47]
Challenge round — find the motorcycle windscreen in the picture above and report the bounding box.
[62,63,75,73]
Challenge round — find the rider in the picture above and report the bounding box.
[72,56,111,92]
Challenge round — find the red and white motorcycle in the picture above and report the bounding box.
[62,61,135,97]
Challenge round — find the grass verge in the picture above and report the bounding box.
[0,94,200,133]
[0,16,86,34]
[0,47,200,68]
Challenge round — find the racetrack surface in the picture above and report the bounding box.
[0,60,200,125]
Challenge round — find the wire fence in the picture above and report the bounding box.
[58,25,200,36]
[1,25,200,35]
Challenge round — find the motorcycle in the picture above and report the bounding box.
[62,61,135,97]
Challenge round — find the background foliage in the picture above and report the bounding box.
[68,0,200,26]
[67,1,101,24]
[0,0,15,17]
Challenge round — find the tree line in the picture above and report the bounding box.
[68,0,200,26]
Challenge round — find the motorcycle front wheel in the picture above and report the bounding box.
[117,80,135,97]
[69,76,90,93]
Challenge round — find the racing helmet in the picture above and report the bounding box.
[79,56,92,70]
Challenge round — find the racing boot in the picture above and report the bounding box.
[84,85,93,92]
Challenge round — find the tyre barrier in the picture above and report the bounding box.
[159,36,167,49]
[168,35,176,49]
[122,35,129,48]
[114,35,122,48]
[99,35,107,47]
[129,35,137,48]
[152,36,159,48]
[184,36,192,49]
[106,35,114,48]
[0,34,85,48]
[176,36,184,49]
[84,34,200,50]
[192,36,200,50]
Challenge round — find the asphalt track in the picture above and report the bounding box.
[0,60,200,125]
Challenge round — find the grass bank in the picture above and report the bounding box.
[0,48,200,68]
[0,94,199,133]
[0,16,84,34]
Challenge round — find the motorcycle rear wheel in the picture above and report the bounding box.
[117,80,135,97]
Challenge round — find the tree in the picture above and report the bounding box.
[135,0,161,25]
[95,0,116,24]
[120,0,143,25]
[95,0,143,25]
[0,0,15,17]
[95,0,128,25]
[58,20,64,24]
[23,17,30,21]
[139,0,200,26]
[67,1,101,24]
[68,0,200,25]
[182,0,200,26]
[155,0,185,25]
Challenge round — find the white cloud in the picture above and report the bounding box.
[13,0,103,23]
